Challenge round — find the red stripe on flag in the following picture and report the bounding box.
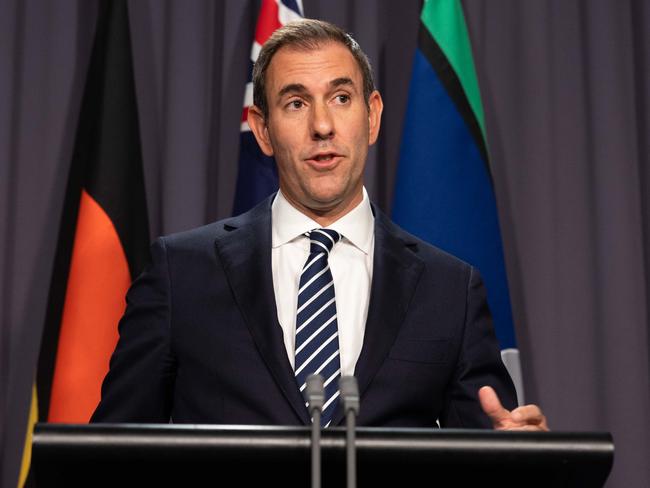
[255,0,282,46]
[241,106,249,123]
[48,190,130,422]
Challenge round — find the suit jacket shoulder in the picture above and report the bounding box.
[160,194,272,250]
[365,207,516,428]
[374,206,472,274]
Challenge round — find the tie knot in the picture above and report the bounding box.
[308,228,341,255]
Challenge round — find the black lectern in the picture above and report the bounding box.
[32,424,613,487]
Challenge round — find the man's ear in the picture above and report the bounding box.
[367,90,384,146]
[247,105,274,156]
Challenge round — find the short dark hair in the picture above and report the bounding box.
[252,19,376,119]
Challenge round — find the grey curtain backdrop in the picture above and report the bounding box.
[1,1,648,487]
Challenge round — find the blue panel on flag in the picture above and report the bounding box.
[393,50,515,349]
[233,131,278,215]
[281,0,302,14]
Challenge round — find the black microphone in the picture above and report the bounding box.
[305,374,325,488]
[339,375,360,488]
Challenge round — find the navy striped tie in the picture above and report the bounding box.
[294,228,341,427]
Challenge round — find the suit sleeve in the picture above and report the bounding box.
[91,237,176,422]
[439,266,517,428]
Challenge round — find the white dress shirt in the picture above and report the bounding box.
[271,188,374,377]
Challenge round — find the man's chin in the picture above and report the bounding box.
[305,196,344,214]
[304,189,363,216]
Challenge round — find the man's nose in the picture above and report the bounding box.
[310,102,334,140]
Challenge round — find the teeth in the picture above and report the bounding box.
[316,155,333,161]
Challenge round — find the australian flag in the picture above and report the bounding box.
[233,0,303,215]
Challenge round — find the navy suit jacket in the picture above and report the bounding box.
[92,196,516,427]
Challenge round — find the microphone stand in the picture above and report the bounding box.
[339,376,360,488]
[305,374,325,488]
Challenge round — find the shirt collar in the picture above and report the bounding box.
[271,188,374,254]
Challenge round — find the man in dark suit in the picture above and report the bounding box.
[93,19,547,431]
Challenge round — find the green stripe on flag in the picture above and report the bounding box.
[421,0,486,141]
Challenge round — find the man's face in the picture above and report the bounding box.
[248,42,383,222]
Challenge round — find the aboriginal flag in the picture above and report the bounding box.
[36,0,150,424]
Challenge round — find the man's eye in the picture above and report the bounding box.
[289,100,303,109]
[335,94,350,104]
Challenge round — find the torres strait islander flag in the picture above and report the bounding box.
[37,0,150,424]
[392,0,524,403]
[232,0,304,215]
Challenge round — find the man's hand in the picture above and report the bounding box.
[479,386,549,431]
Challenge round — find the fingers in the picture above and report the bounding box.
[511,405,549,431]
[506,424,546,432]
[478,386,511,426]
[479,386,550,431]
[511,404,543,423]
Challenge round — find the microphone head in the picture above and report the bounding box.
[339,375,360,414]
[305,374,325,413]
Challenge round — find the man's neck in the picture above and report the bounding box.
[280,189,364,227]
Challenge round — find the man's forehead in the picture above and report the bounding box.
[267,42,362,92]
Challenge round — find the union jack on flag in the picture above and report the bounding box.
[233,0,304,215]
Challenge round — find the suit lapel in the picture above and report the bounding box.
[331,209,424,426]
[214,200,311,425]
[214,200,424,427]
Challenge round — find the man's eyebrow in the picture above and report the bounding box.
[277,78,356,99]
[329,77,355,89]
[277,83,308,98]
